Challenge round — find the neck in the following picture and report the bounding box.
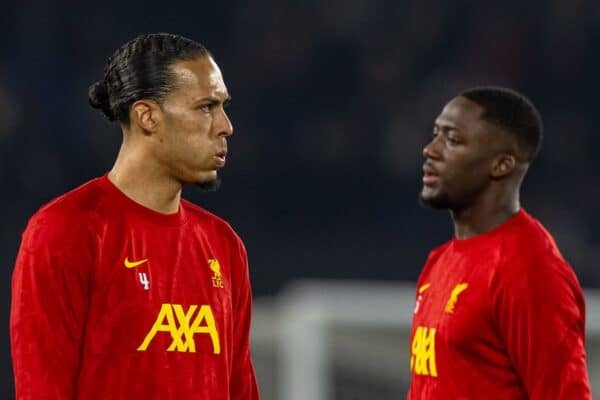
[108,142,182,215]
[450,186,520,239]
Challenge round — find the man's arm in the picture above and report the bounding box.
[229,239,260,400]
[10,217,92,399]
[492,255,591,399]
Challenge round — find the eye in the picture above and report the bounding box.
[447,136,460,145]
[198,103,217,113]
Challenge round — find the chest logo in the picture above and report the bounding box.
[124,257,148,269]
[414,283,431,314]
[138,303,220,354]
[410,326,438,377]
[208,258,224,288]
[444,283,468,314]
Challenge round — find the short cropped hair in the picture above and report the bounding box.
[460,86,543,161]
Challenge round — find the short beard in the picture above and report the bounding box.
[196,177,221,192]
[419,192,452,209]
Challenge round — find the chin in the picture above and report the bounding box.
[195,177,221,192]
[419,189,452,209]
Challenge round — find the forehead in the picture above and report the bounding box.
[435,96,486,132]
[169,56,228,99]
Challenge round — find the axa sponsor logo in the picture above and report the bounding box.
[138,303,220,354]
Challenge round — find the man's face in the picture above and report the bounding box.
[420,96,506,210]
[152,56,232,188]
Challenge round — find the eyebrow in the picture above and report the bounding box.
[195,95,232,105]
[434,121,458,130]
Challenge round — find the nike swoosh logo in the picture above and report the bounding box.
[124,257,148,269]
[418,283,431,294]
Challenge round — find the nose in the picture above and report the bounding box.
[423,137,440,160]
[216,108,233,137]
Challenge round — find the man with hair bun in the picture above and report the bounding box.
[407,86,591,399]
[10,33,260,400]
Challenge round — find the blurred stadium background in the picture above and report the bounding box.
[1,0,599,398]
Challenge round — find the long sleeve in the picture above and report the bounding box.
[10,216,93,400]
[229,240,260,400]
[492,254,591,399]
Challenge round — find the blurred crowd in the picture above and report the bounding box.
[1,0,599,296]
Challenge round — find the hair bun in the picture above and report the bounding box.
[88,80,115,121]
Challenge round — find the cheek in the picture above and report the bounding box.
[195,115,213,133]
[445,156,489,186]
[177,116,213,150]
[160,113,216,163]
[177,112,212,134]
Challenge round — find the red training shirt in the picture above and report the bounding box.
[407,209,591,399]
[11,175,259,400]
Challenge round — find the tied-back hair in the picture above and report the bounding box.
[88,33,210,124]
[460,86,543,161]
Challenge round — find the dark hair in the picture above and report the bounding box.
[88,33,210,124]
[459,86,543,161]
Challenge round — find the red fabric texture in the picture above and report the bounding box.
[11,175,259,400]
[407,209,591,399]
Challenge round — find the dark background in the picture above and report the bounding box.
[2,0,599,397]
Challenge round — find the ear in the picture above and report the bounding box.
[491,154,516,179]
[130,100,163,134]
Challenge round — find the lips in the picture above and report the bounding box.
[422,163,439,185]
[214,150,227,167]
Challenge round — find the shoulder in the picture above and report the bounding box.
[417,241,452,283]
[494,211,582,297]
[425,241,452,264]
[489,213,586,335]
[32,178,105,222]
[181,199,244,247]
[24,178,106,245]
[501,211,570,275]
[181,200,250,273]
[513,211,563,256]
